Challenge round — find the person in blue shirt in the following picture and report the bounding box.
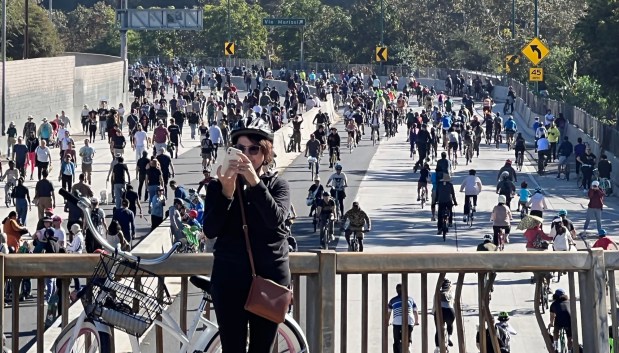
[188,192,204,223]
[504,116,517,131]
[517,181,532,213]
[149,186,166,230]
[170,180,189,202]
[441,114,452,144]
[532,117,542,133]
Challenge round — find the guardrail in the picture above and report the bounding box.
[2,250,617,353]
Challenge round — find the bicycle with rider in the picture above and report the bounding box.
[473,123,484,157]
[496,171,516,209]
[557,136,573,180]
[547,289,573,353]
[576,146,596,190]
[504,116,517,146]
[315,191,336,246]
[435,174,457,234]
[313,125,327,155]
[3,160,20,200]
[304,134,322,172]
[493,113,503,144]
[327,127,341,168]
[483,112,494,143]
[327,164,348,217]
[369,111,381,141]
[345,119,359,147]
[462,125,474,160]
[341,201,371,252]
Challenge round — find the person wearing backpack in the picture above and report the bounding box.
[85,198,107,253]
[476,312,517,353]
[496,172,516,209]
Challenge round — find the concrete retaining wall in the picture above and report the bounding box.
[0,53,125,136]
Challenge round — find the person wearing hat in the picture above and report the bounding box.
[548,289,573,352]
[433,278,456,351]
[592,228,618,250]
[23,115,36,138]
[33,216,53,253]
[435,174,457,234]
[477,234,497,251]
[37,117,53,145]
[202,120,291,352]
[583,179,605,232]
[6,121,17,158]
[149,186,167,230]
[527,188,547,218]
[85,197,107,253]
[491,195,513,246]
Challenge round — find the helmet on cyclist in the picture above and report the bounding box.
[469,169,476,175]
[498,312,510,321]
[558,209,568,216]
[322,191,330,197]
[505,159,512,165]
[335,164,343,171]
[599,228,607,236]
[534,187,543,193]
[230,115,274,144]
[498,195,507,204]
[554,289,566,297]
[592,180,600,187]
[440,278,451,292]
[483,234,493,241]
[501,171,510,179]
[552,217,563,224]
[188,210,198,219]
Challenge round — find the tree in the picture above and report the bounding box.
[5,0,64,59]
[60,1,118,55]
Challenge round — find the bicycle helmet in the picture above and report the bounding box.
[188,210,198,218]
[599,228,607,236]
[591,180,600,187]
[498,195,507,204]
[230,116,274,144]
[554,289,566,297]
[335,164,343,171]
[440,278,451,291]
[534,187,543,193]
[501,171,510,179]
[498,312,510,321]
[322,191,330,197]
[483,234,493,241]
[558,209,568,216]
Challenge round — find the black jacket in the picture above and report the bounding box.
[204,173,290,286]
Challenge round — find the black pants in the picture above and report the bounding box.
[36,161,49,180]
[162,173,170,196]
[415,145,428,170]
[530,210,543,218]
[492,225,511,246]
[211,266,281,353]
[393,325,413,353]
[89,125,97,142]
[151,215,163,230]
[138,172,146,200]
[582,167,593,189]
[464,195,478,215]
[61,174,73,191]
[434,307,456,346]
[550,142,557,160]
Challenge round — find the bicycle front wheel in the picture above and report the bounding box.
[204,317,309,353]
[52,319,108,353]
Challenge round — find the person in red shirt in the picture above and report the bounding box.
[592,229,618,250]
[583,180,605,232]
[524,223,553,251]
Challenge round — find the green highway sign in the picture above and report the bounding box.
[262,18,306,27]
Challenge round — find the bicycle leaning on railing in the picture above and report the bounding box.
[51,189,309,353]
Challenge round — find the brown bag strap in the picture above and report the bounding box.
[236,182,257,277]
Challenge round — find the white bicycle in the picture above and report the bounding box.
[52,189,309,353]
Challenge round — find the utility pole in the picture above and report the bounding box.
[24,0,29,59]
[380,0,384,75]
[227,0,231,67]
[511,0,515,38]
[120,0,128,92]
[49,0,52,21]
[534,0,539,37]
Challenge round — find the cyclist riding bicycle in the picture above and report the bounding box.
[497,159,518,182]
[315,191,336,244]
[326,164,348,217]
[340,201,371,252]
[447,128,459,158]
[2,160,20,200]
[548,289,573,353]
[326,127,341,168]
[462,126,474,158]
[483,113,494,142]
[504,116,517,142]
[345,119,358,147]
[369,111,381,141]
[493,113,503,142]
[312,125,327,154]
[557,136,573,180]
[435,174,457,234]
[496,171,516,209]
[459,169,482,222]
[304,134,322,172]
[514,133,526,160]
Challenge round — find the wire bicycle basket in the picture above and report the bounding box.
[81,253,172,337]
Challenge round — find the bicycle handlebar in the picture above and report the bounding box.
[59,188,182,265]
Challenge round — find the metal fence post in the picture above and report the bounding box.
[306,250,336,353]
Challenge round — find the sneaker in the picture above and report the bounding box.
[431,216,436,221]
[417,197,420,201]
[448,339,454,347]
[463,216,467,223]
[436,230,442,235]
[329,234,335,242]
[472,206,476,212]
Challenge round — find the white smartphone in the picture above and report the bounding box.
[218,147,243,175]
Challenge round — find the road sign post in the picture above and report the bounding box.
[262,18,306,69]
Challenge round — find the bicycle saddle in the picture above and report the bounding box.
[190,275,212,294]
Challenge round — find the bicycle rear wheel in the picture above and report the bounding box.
[52,319,108,353]
[204,317,309,353]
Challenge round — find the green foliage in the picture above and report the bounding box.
[5,0,64,59]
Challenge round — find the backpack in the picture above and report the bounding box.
[45,233,60,254]
[482,325,511,353]
[499,181,512,195]
[91,209,103,229]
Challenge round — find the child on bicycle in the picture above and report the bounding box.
[517,181,531,213]
[417,163,430,202]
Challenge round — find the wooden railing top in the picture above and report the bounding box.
[3,251,619,278]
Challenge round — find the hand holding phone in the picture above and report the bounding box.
[220,147,243,175]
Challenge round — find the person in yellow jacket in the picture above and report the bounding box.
[547,122,561,161]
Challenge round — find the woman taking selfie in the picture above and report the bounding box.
[204,118,291,352]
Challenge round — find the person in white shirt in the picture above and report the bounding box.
[208,123,223,159]
[52,215,66,248]
[459,169,483,222]
[132,124,149,161]
[81,105,90,134]
[34,140,52,180]
[59,111,71,129]
[58,130,74,160]
[527,188,547,218]
[544,109,555,127]
[66,223,85,291]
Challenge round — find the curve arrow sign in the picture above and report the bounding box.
[530,45,542,59]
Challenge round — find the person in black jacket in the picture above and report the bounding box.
[436,174,457,233]
[203,120,290,352]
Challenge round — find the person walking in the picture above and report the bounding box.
[132,124,149,161]
[6,121,17,158]
[58,153,76,192]
[203,122,291,351]
[149,186,166,229]
[78,139,95,185]
[136,151,150,202]
[34,170,55,219]
[433,278,456,352]
[110,156,130,209]
[12,136,28,178]
[145,158,164,203]
[12,177,31,226]
[85,198,107,253]
[386,283,419,353]
[34,139,52,181]
[2,211,28,251]
[113,199,135,244]
[25,132,39,180]
[583,180,605,233]
[156,147,175,196]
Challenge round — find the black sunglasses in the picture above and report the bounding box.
[235,144,261,156]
